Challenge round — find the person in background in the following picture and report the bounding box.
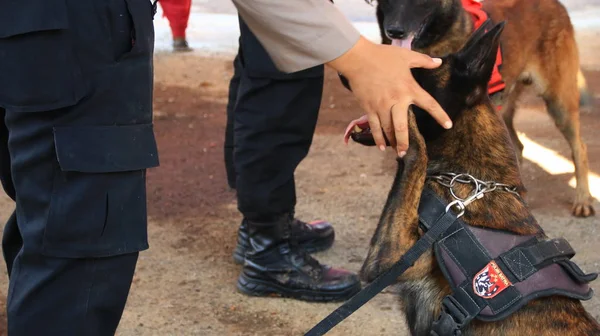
[225,0,452,302]
[159,0,193,52]
[224,17,355,302]
[0,0,158,334]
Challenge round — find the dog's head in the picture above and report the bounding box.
[346,19,505,147]
[359,21,507,282]
[375,0,464,51]
[409,19,504,141]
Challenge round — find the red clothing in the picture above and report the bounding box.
[159,0,192,38]
[462,0,505,95]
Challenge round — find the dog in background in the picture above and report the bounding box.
[368,0,595,217]
[350,21,600,336]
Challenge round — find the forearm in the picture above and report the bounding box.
[231,0,361,73]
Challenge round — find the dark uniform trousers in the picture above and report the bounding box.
[225,17,325,221]
[0,0,159,335]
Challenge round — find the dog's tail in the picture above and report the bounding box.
[578,69,593,107]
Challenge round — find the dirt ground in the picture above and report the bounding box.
[1,10,600,336]
[122,58,600,336]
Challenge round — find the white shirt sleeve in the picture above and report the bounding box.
[231,0,361,73]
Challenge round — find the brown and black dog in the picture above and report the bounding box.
[369,0,595,217]
[349,21,600,336]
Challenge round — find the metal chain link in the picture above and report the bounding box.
[426,172,521,217]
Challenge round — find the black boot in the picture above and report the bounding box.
[237,215,361,302]
[232,216,335,264]
[172,37,193,52]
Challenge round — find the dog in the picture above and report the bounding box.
[345,20,600,335]
[359,0,595,217]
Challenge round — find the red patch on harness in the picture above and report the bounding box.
[473,261,512,299]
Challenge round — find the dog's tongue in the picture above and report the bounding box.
[343,115,370,144]
[391,35,414,50]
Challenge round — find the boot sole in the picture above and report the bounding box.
[232,233,335,265]
[237,273,361,302]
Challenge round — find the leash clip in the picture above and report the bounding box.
[462,188,486,207]
[446,200,466,218]
[444,173,488,217]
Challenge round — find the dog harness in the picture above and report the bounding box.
[305,173,597,336]
[420,176,596,335]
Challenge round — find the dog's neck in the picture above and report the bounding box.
[424,103,543,236]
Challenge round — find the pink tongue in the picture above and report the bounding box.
[391,35,414,50]
[343,115,370,144]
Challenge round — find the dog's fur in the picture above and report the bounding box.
[359,22,600,335]
[374,0,595,217]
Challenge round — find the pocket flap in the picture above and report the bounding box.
[0,0,69,38]
[54,124,159,173]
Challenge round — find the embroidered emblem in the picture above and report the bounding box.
[473,261,512,299]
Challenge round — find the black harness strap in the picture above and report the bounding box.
[304,204,460,336]
[499,238,574,282]
[556,259,598,283]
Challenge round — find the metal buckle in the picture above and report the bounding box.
[430,296,467,336]
[441,296,469,328]
[446,200,466,218]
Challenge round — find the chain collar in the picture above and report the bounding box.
[426,172,521,218]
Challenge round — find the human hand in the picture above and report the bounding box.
[327,36,452,157]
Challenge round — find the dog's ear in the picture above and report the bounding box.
[459,18,496,52]
[360,109,431,283]
[454,21,505,102]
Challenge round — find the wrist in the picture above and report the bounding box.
[326,36,374,77]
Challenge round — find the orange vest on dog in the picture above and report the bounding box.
[462,0,505,95]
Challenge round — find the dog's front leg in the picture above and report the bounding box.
[360,110,432,283]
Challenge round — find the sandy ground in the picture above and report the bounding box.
[0,2,600,336]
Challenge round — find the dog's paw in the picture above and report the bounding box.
[572,199,595,218]
[343,115,392,147]
[359,258,391,283]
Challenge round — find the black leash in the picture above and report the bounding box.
[304,209,460,336]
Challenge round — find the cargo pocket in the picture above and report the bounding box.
[42,124,159,258]
[0,0,87,113]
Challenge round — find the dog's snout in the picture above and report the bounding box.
[386,28,406,39]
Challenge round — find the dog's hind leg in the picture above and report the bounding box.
[543,91,595,217]
[533,22,595,217]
